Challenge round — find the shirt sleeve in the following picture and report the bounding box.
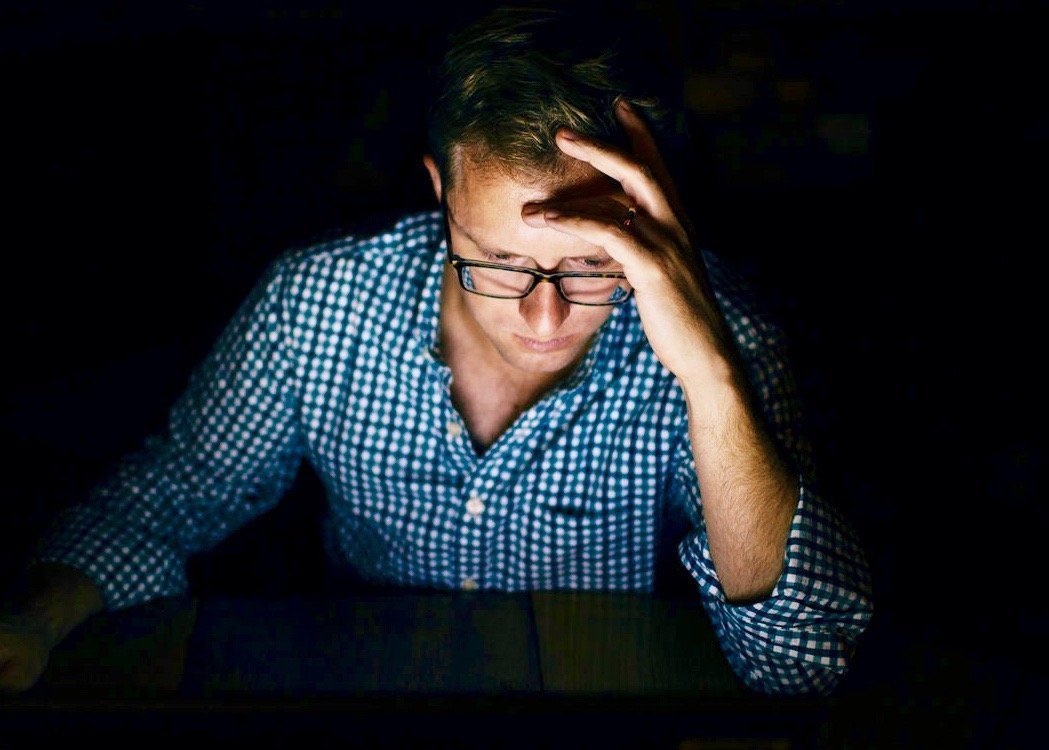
[30,254,306,610]
[671,252,874,696]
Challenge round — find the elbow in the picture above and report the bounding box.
[738,659,850,697]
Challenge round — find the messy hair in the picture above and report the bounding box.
[426,5,678,191]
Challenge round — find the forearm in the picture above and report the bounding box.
[11,562,104,647]
[679,357,799,604]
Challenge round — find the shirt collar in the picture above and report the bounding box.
[408,212,449,361]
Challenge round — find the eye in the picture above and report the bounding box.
[483,251,518,263]
[576,257,615,270]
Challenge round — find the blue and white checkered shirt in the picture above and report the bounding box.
[37,210,872,695]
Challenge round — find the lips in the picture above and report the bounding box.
[513,334,575,352]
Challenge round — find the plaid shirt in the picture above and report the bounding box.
[37,210,873,695]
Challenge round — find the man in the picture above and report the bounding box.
[0,6,872,696]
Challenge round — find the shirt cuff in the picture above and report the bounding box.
[677,478,874,694]
[31,504,189,610]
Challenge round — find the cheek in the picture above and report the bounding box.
[463,295,512,331]
[464,295,612,335]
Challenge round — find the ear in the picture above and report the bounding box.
[422,155,442,204]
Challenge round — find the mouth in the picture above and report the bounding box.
[513,334,575,352]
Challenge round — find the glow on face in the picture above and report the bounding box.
[443,159,622,377]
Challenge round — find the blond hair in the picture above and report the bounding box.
[426,6,674,190]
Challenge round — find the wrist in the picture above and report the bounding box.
[16,562,105,647]
[17,601,66,649]
[676,352,746,412]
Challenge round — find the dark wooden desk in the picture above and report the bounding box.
[1,592,823,749]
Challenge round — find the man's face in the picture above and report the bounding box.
[435,154,622,379]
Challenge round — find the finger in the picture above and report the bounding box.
[523,196,678,259]
[614,98,689,229]
[554,129,679,227]
[521,194,631,228]
[0,658,21,692]
[538,206,675,283]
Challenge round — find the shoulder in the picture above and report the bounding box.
[279,210,442,276]
[262,210,444,302]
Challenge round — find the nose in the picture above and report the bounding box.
[519,279,571,337]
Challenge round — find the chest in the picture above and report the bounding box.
[447,362,539,453]
[302,319,680,483]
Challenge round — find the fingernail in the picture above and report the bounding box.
[544,210,561,219]
[618,97,632,113]
[558,129,577,141]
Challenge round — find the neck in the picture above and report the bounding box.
[437,266,575,398]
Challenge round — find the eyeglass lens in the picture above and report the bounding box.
[461,266,631,304]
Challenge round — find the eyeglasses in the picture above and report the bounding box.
[442,208,634,307]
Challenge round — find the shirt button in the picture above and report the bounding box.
[446,421,462,438]
[461,577,479,591]
[466,495,485,517]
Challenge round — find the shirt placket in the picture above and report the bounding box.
[437,372,568,592]
[415,308,598,592]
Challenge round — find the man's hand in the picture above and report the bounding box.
[0,613,56,693]
[523,99,800,603]
[0,563,104,694]
[521,98,736,384]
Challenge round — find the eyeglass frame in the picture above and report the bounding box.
[440,201,634,307]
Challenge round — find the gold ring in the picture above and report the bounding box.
[622,206,637,230]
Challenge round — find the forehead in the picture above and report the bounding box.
[444,145,623,264]
[447,147,617,222]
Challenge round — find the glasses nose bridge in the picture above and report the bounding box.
[529,271,570,301]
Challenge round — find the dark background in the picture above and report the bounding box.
[1,1,1045,746]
